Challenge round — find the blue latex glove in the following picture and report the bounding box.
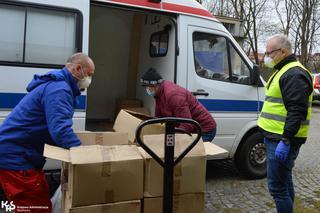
[275,140,290,161]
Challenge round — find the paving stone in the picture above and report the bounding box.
[205,106,320,212]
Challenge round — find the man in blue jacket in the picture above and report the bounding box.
[0,53,95,212]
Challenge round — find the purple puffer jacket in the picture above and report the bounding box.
[155,81,216,133]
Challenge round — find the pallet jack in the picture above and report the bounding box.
[135,117,201,213]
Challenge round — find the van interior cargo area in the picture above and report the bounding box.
[86,4,176,131]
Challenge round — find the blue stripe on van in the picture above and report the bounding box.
[199,99,263,112]
[0,93,86,110]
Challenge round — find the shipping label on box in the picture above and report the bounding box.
[69,200,141,213]
[143,193,205,213]
[139,134,206,197]
[113,109,164,144]
[44,144,144,207]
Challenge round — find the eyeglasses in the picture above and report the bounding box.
[264,48,281,56]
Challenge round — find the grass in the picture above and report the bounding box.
[293,196,320,213]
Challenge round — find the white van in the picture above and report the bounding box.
[0,0,265,179]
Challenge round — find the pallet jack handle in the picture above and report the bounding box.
[135,117,202,213]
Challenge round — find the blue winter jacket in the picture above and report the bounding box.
[0,68,81,170]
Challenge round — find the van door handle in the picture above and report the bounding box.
[191,90,209,96]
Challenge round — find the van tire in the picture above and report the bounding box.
[235,132,266,179]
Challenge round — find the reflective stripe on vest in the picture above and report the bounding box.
[258,61,312,138]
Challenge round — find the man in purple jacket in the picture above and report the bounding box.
[140,68,217,142]
[0,53,95,212]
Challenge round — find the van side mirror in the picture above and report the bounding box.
[250,64,260,85]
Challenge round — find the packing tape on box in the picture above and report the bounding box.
[173,195,181,212]
[95,133,103,145]
[173,178,181,194]
[104,190,114,202]
[101,147,112,177]
[174,163,182,177]
[101,163,111,177]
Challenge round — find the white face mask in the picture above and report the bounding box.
[264,56,276,68]
[75,65,92,89]
[77,76,92,89]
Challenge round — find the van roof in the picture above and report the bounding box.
[93,0,216,20]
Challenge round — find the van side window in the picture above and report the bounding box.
[0,3,81,66]
[193,33,230,82]
[229,43,251,84]
[193,32,252,85]
[150,30,169,57]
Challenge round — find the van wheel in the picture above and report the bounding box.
[235,132,266,179]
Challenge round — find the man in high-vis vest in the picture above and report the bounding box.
[258,34,313,213]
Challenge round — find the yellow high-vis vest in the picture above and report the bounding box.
[258,61,312,138]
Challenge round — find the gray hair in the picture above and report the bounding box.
[267,34,292,54]
[67,53,91,68]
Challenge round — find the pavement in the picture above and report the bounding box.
[205,105,320,213]
[1,106,319,213]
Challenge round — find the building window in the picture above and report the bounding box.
[222,23,235,35]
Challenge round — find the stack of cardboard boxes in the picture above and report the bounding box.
[44,109,227,213]
[44,131,143,213]
[140,134,207,213]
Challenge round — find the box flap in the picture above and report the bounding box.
[44,144,71,162]
[113,110,164,143]
[75,131,128,145]
[124,109,154,120]
[142,134,205,158]
[113,110,143,142]
[204,142,228,157]
[45,144,142,164]
[126,107,150,116]
[69,145,142,164]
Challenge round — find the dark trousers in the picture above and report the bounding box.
[265,138,301,213]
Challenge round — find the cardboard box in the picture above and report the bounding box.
[44,143,143,207]
[68,200,141,213]
[126,107,150,116]
[139,134,206,197]
[113,109,164,144]
[115,99,142,116]
[76,131,129,145]
[203,141,228,158]
[143,193,204,213]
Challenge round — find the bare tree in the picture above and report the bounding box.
[230,0,268,63]
[273,0,294,35]
[203,0,268,63]
[201,0,320,70]
[290,0,320,66]
[204,0,234,16]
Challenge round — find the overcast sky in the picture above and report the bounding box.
[202,0,320,54]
